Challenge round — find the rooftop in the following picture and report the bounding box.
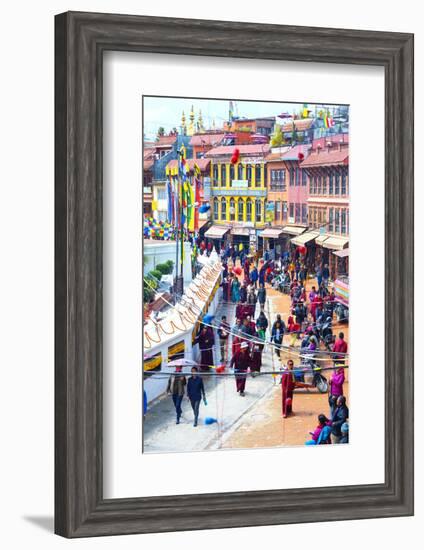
[155,135,178,147]
[281,144,312,162]
[281,118,314,132]
[205,143,270,158]
[300,146,349,168]
[190,133,225,147]
[166,158,211,172]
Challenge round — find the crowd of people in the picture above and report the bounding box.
[165,239,349,440]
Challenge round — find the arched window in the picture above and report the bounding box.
[246,199,252,222]
[255,164,262,186]
[213,164,219,185]
[237,163,243,180]
[221,164,226,186]
[246,164,252,187]
[213,197,219,220]
[229,163,235,181]
[255,200,262,223]
[221,198,227,220]
[237,199,244,222]
[229,198,236,221]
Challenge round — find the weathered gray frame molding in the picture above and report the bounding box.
[55,11,414,538]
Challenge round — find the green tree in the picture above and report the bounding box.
[270,124,285,147]
[157,126,165,138]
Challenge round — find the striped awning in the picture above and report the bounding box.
[291,230,320,246]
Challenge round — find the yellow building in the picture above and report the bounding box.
[206,144,269,223]
[204,144,270,249]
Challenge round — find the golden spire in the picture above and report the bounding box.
[187,105,195,136]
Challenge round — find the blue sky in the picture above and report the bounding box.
[143,96,345,140]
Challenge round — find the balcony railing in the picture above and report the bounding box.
[269,183,286,191]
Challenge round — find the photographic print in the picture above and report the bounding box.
[143,96,349,454]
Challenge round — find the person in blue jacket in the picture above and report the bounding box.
[250,265,259,288]
[187,367,206,427]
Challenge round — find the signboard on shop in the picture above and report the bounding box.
[231,179,248,189]
[203,177,211,200]
[265,201,275,222]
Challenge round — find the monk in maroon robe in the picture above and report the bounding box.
[230,342,250,395]
[281,359,296,417]
[195,326,215,371]
[250,344,262,374]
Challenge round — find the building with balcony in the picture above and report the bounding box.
[204,144,270,250]
[281,144,311,234]
[300,136,349,277]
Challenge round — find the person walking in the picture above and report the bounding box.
[333,332,348,364]
[231,276,241,303]
[316,264,323,288]
[230,341,250,396]
[187,367,206,427]
[322,263,330,286]
[257,283,267,311]
[247,286,257,317]
[166,366,187,424]
[217,315,230,363]
[271,315,286,359]
[281,359,296,418]
[250,264,259,288]
[194,326,215,371]
[239,282,248,304]
[256,310,269,341]
[289,260,296,281]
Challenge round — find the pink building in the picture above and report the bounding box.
[300,136,349,277]
[281,144,311,229]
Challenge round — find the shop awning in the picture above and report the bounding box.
[197,219,209,230]
[259,228,284,238]
[282,225,307,236]
[291,230,320,246]
[204,225,230,238]
[231,227,250,236]
[333,248,350,258]
[315,234,329,246]
[322,235,349,251]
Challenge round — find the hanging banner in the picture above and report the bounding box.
[265,201,275,223]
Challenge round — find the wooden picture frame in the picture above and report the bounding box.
[55,11,414,538]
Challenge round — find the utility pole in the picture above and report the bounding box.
[173,147,185,298]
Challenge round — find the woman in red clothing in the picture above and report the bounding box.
[281,359,296,418]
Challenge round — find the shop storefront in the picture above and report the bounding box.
[290,229,320,266]
[231,226,251,253]
[314,234,349,278]
[332,247,349,278]
[259,228,286,260]
[204,225,230,251]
